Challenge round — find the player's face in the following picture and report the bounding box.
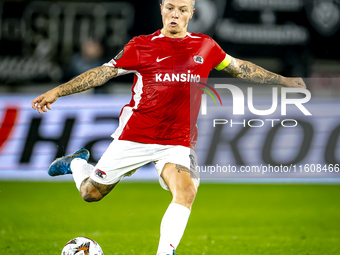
[160,0,194,38]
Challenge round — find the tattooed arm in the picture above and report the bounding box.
[221,57,306,88]
[31,65,118,114]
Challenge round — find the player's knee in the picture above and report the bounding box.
[183,184,197,205]
[80,182,103,203]
[82,192,103,203]
[174,181,197,207]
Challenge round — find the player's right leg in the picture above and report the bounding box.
[48,140,153,203]
[48,148,118,202]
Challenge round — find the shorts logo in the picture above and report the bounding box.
[193,55,204,64]
[95,169,107,179]
[114,49,124,60]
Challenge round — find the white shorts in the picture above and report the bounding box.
[89,140,199,190]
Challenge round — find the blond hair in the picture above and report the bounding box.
[162,0,195,10]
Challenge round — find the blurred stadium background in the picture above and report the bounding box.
[0,0,340,254]
[0,0,339,181]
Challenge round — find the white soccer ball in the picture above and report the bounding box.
[61,237,104,255]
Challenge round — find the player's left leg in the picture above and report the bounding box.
[162,163,197,209]
[156,163,198,255]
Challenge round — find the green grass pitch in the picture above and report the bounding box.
[1,181,340,254]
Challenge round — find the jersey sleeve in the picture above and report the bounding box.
[103,38,140,76]
[209,39,232,71]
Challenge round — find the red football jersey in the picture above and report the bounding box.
[104,30,227,149]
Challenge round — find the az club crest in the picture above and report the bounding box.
[193,55,204,64]
[95,169,107,179]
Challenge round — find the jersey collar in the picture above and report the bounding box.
[151,30,200,41]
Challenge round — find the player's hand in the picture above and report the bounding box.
[282,77,306,89]
[31,90,59,114]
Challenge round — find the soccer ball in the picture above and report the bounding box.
[61,237,104,255]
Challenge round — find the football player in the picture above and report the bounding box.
[31,0,306,254]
